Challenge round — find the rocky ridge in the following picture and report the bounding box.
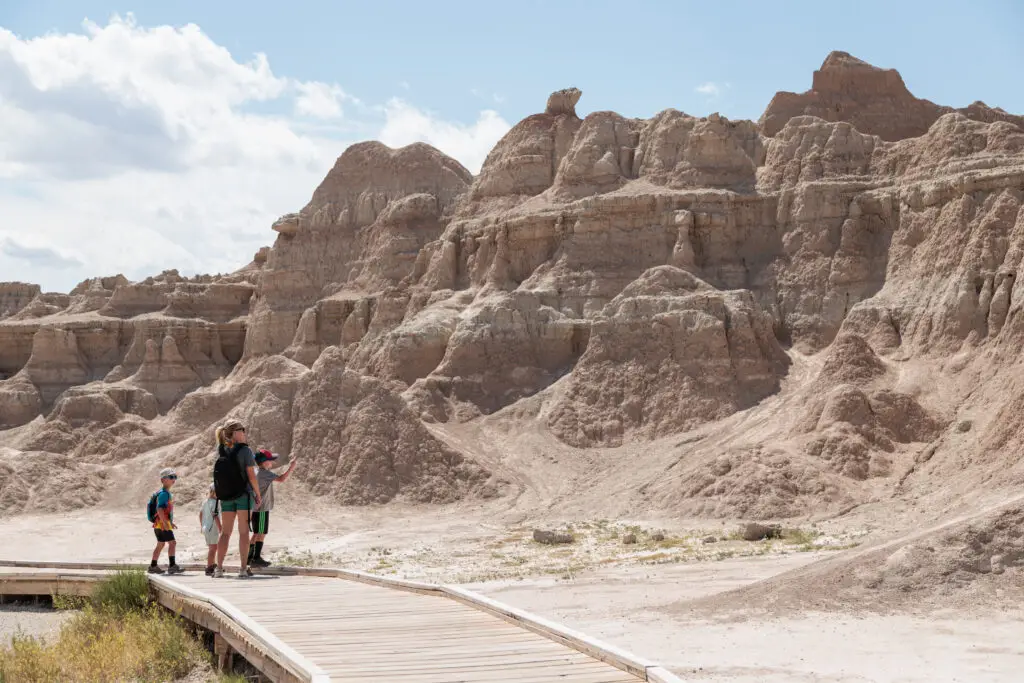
[2,51,1023,524]
[760,51,1024,141]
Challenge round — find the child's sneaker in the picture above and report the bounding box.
[212,567,225,578]
[147,565,165,575]
[167,565,184,575]
[204,565,215,577]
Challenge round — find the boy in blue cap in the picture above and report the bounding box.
[148,468,183,575]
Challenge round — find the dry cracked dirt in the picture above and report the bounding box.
[2,51,1024,681]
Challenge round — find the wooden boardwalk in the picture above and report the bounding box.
[0,562,682,683]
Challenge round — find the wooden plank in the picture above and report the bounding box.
[299,567,443,595]
[302,651,602,669]
[153,589,302,683]
[321,668,636,683]
[246,605,492,617]
[442,586,654,679]
[260,613,499,628]
[152,576,330,683]
[293,644,579,661]
[0,575,100,597]
[268,632,544,649]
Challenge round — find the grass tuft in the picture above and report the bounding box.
[90,567,150,614]
[780,527,822,546]
[50,594,88,611]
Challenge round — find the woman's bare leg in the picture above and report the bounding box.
[237,509,251,571]
[217,511,237,567]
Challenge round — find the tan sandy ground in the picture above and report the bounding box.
[0,504,1021,682]
[470,562,1024,683]
[0,604,73,643]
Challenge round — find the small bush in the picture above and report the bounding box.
[0,569,206,683]
[781,527,822,546]
[50,594,89,611]
[218,674,250,683]
[91,567,149,614]
[0,632,60,682]
[0,606,206,683]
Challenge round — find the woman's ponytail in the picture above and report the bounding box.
[216,420,245,449]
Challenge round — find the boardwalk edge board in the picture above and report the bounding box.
[0,560,682,681]
[646,666,686,683]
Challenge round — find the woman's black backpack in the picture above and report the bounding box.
[213,444,248,501]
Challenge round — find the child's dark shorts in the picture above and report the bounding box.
[154,528,176,543]
[250,511,270,535]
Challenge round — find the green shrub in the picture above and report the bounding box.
[91,567,149,614]
[0,568,206,682]
[780,527,822,546]
[218,674,250,683]
[0,606,206,683]
[50,594,88,611]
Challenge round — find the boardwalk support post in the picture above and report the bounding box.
[214,632,233,673]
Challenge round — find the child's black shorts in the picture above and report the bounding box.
[154,528,175,543]
[250,511,270,535]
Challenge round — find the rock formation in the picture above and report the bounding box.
[245,141,472,359]
[760,51,1024,141]
[0,271,252,432]
[548,267,789,447]
[0,283,40,321]
[2,51,1023,524]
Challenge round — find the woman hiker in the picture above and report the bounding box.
[211,420,262,579]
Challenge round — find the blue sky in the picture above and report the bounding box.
[5,0,1023,123]
[0,1,1022,292]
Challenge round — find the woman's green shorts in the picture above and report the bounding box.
[220,494,253,512]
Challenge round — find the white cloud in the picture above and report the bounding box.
[294,81,346,119]
[0,15,509,292]
[0,16,304,178]
[695,81,730,99]
[380,99,510,174]
[1,237,82,269]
